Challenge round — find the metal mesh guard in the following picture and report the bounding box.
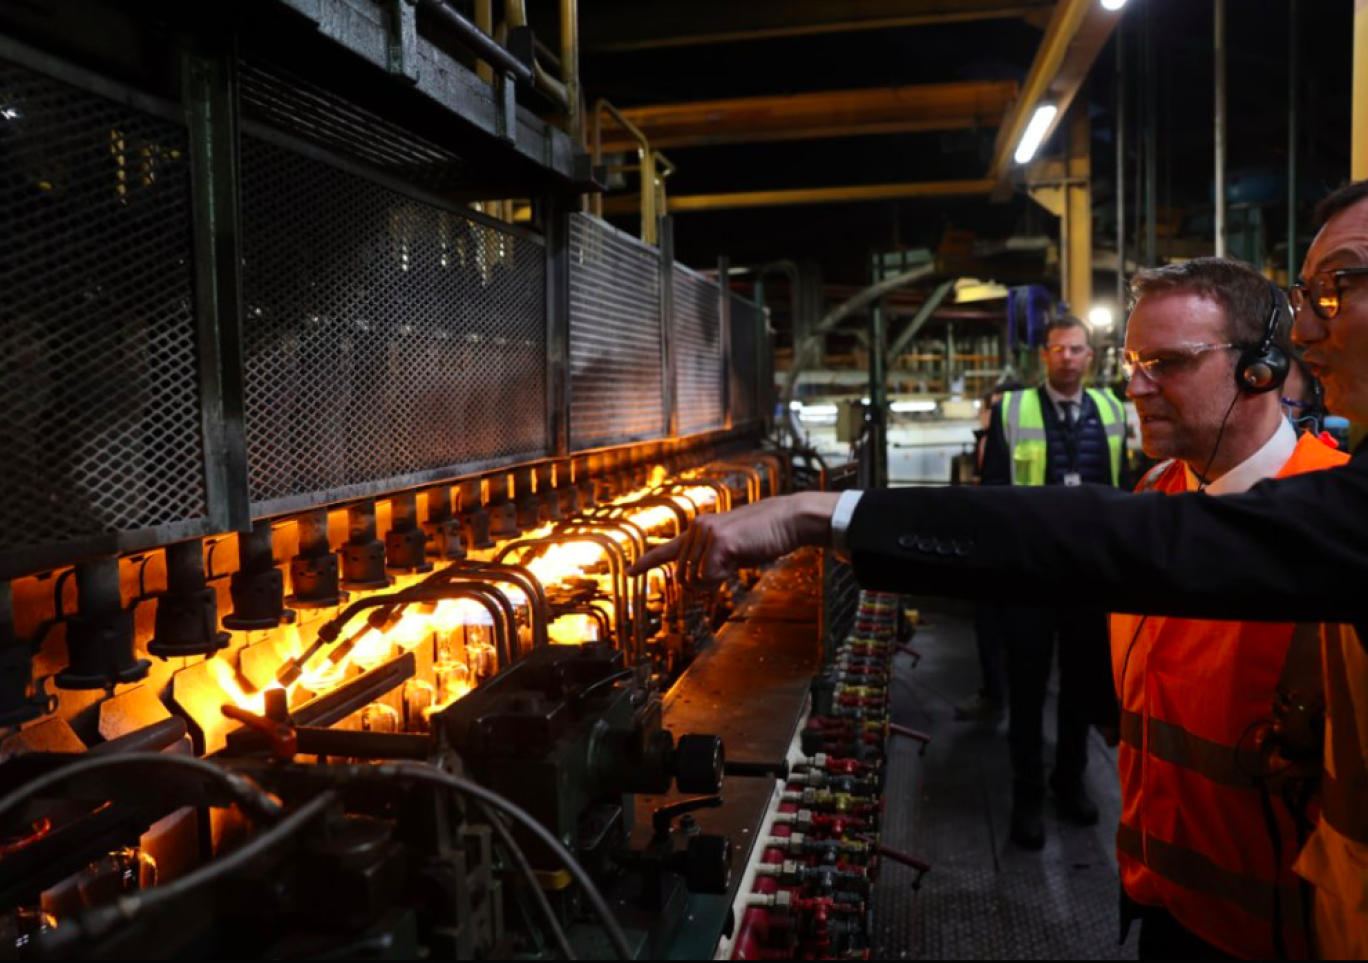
[674,267,724,436]
[568,214,664,450]
[241,137,547,511]
[0,58,207,551]
[730,294,761,426]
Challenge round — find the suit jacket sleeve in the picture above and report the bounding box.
[978,402,1011,487]
[847,451,1368,623]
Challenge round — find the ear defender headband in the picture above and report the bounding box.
[1236,280,1291,393]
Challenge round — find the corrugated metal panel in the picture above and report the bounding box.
[568,214,665,450]
[673,265,724,436]
[729,293,762,426]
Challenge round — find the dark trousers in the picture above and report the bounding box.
[971,603,1007,702]
[1136,907,1232,960]
[1004,605,1114,793]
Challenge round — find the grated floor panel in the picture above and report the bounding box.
[872,599,1138,959]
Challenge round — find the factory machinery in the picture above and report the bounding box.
[0,0,928,957]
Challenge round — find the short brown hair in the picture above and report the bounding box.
[1128,256,1289,351]
[1044,314,1092,347]
[1314,180,1368,228]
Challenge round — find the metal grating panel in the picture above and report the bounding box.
[0,57,208,554]
[241,136,547,514]
[568,214,665,450]
[673,266,724,436]
[240,59,476,191]
[729,293,761,427]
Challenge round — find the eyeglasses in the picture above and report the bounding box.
[1289,267,1368,320]
[1044,344,1091,357]
[1121,342,1239,383]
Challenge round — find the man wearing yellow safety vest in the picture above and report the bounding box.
[1114,257,1347,959]
[979,315,1127,849]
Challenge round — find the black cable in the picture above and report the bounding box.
[480,801,577,960]
[376,763,632,961]
[0,752,281,826]
[39,790,336,953]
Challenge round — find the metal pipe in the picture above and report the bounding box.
[1214,0,1227,258]
[297,509,331,558]
[590,98,677,244]
[418,0,534,87]
[474,0,494,84]
[504,0,572,109]
[1288,0,1300,280]
[561,0,582,143]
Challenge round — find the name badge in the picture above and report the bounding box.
[1063,472,1083,487]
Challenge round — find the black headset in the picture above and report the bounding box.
[1235,280,1292,393]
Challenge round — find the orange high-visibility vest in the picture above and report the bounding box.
[1111,431,1347,959]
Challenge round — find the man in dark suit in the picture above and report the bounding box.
[978,316,1124,849]
[632,179,1368,957]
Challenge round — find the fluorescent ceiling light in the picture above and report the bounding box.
[799,404,839,417]
[1088,305,1115,328]
[1014,104,1058,165]
[1101,0,1128,10]
[891,400,938,414]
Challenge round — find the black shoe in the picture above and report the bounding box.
[1049,774,1100,826]
[1009,793,1045,850]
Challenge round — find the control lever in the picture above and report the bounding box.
[650,794,723,837]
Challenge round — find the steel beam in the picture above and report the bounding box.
[988,0,1123,192]
[596,81,1018,151]
[603,179,995,214]
[583,0,1052,52]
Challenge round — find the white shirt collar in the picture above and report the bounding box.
[1183,417,1298,495]
[1042,382,1084,417]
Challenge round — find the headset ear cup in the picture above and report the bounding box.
[1237,348,1289,393]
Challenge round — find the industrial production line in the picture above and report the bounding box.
[0,448,932,959]
[0,0,950,956]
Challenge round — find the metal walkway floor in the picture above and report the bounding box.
[872,599,1140,960]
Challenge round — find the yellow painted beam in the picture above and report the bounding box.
[988,0,1124,190]
[603,179,996,214]
[1355,0,1368,180]
[597,81,1019,152]
[584,0,1053,52]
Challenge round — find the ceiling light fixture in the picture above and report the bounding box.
[1101,0,1129,10]
[1088,305,1115,328]
[1013,104,1058,164]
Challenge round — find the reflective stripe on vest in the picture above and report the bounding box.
[1322,623,1368,846]
[1117,824,1307,933]
[1001,388,1124,486]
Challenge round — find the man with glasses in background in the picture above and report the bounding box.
[1113,258,1346,959]
[632,181,1368,955]
[979,315,1125,850]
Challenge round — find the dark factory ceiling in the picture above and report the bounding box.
[541,0,1356,289]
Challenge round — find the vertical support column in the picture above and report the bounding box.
[1144,2,1157,267]
[545,195,572,457]
[1287,0,1301,281]
[1065,106,1092,318]
[719,256,733,430]
[867,254,889,489]
[1355,0,1368,180]
[181,24,249,536]
[1214,0,1227,258]
[1116,21,1128,322]
[659,215,678,438]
